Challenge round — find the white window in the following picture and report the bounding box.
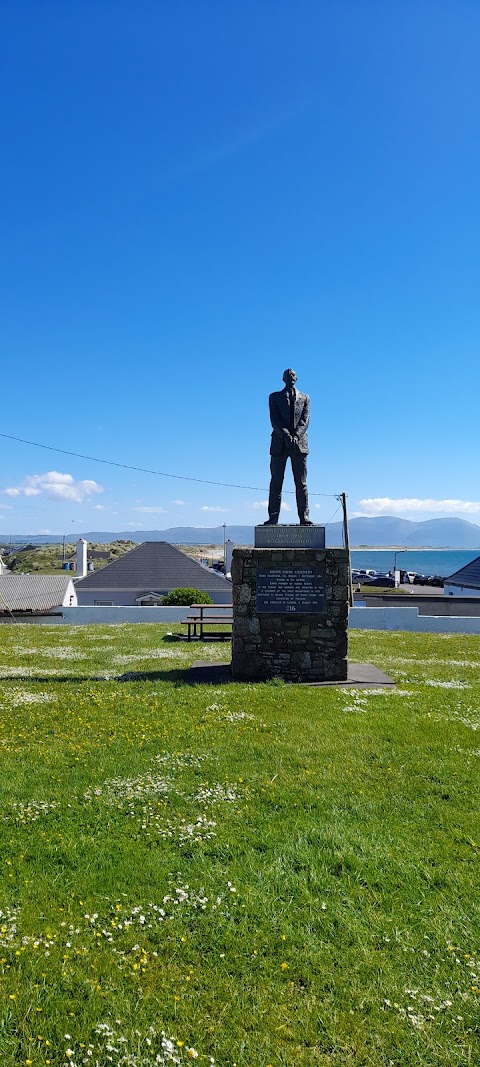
[135,592,164,606]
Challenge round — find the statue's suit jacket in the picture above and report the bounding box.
[269,388,310,455]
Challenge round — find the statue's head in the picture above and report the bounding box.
[283,368,297,389]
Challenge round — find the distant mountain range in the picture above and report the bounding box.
[2,516,480,549]
[345,516,480,549]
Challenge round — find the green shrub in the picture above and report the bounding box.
[162,588,213,606]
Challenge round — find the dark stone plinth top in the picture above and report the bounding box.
[254,524,325,549]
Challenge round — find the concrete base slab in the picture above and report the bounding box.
[188,661,394,686]
[188,662,234,685]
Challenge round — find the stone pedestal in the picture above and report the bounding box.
[231,546,349,682]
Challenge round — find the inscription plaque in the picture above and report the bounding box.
[256,564,326,614]
[255,524,325,549]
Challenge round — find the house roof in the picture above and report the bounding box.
[0,574,74,612]
[445,555,480,589]
[75,541,231,593]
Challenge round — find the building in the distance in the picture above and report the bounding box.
[75,541,232,606]
[444,556,480,597]
[0,574,77,615]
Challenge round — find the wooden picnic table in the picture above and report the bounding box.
[181,603,233,641]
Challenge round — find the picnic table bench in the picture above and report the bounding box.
[181,603,233,641]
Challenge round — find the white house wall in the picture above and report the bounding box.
[443,583,480,598]
[61,580,78,607]
[76,587,232,606]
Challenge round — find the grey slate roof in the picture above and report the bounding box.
[446,555,480,589]
[0,574,73,611]
[75,541,231,593]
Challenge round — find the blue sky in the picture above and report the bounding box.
[1,1,480,534]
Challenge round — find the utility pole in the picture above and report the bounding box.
[340,492,354,607]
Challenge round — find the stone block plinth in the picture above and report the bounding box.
[231,547,349,682]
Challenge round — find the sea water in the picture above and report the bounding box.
[350,549,478,579]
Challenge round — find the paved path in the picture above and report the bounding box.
[399,583,443,595]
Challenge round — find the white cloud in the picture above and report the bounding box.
[127,522,144,528]
[134,506,168,514]
[172,499,185,506]
[201,506,230,513]
[3,471,103,503]
[358,497,480,516]
[281,501,292,512]
[94,504,110,511]
[0,504,12,509]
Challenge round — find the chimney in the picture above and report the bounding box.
[225,539,234,575]
[76,538,88,578]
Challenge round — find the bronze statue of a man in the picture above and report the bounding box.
[265,368,313,525]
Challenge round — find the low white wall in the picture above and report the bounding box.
[29,607,191,625]
[349,605,480,634]
[9,604,480,636]
[26,605,234,626]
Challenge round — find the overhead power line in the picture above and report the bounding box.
[0,431,340,500]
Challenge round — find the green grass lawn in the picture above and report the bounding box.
[359,586,409,595]
[0,624,479,1067]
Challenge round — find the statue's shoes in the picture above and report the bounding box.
[263,519,278,525]
[300,519,314,525]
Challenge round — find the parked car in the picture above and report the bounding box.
[352,571,375,585]
[365,575,395,588]
[427,575,444,587]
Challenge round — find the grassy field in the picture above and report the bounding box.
[2,542,136,576]
[0,624,478,1067]
[357,586,408,595]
